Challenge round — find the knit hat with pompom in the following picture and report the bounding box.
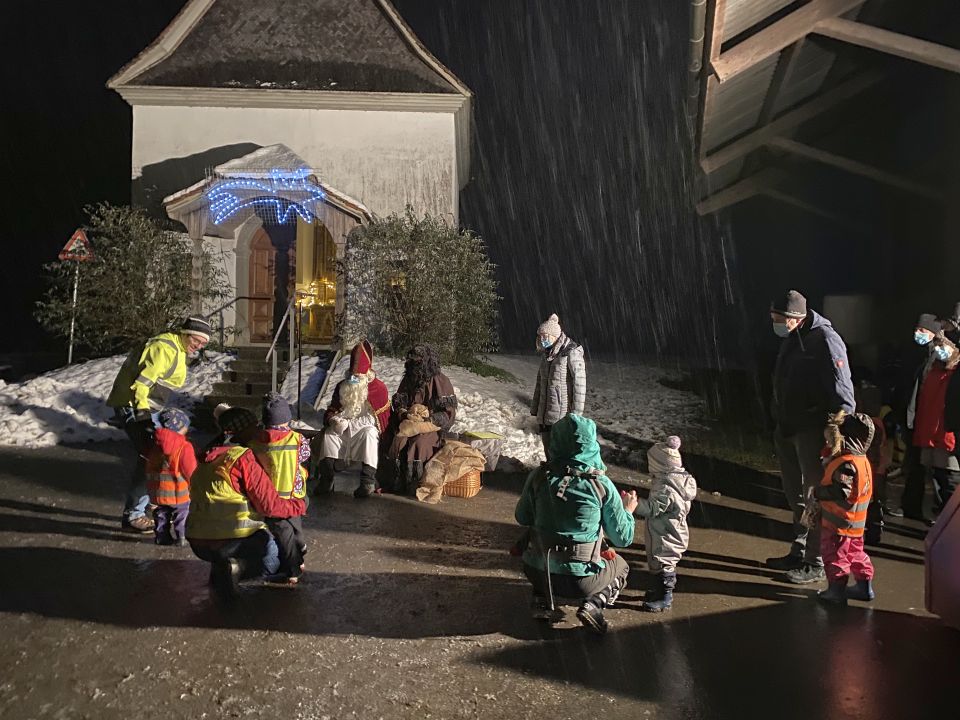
[647,436,683,475]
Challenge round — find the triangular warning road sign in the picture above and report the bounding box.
[59,229,93,261]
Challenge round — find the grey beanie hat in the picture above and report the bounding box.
[262,391,292,427]
[917,313,941,333]
[771,290,807,319]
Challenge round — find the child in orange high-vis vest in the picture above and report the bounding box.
[809,411,876,605]
[145,408,197,546]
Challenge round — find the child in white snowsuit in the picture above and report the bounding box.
[635,436,698,612]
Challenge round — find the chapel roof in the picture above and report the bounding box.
[110,0,467,95]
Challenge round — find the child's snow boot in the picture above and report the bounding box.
[817,579,848,606]
[846,578,875,601]
[642,572,675,613]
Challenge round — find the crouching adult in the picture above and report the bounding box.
[186,408,306,598]
[383,344,457,494]
[515,414,638,635]
[315,341,391,498]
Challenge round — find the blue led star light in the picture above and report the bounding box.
[206,169,325,225]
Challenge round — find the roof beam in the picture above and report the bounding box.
[696,169,784,214]
[767,137,944,200]
[760,188,871,233]
[711,0,866,83]
[757,38,806,127]
[696,0,728,159]
[813,17,960,74]
[701,71,881,174]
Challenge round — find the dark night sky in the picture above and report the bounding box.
[0,1,745,365]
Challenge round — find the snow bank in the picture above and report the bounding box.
[0,352,232,448]
[313,355,544,468]
[485,354,705,450]
[0,350,705,466]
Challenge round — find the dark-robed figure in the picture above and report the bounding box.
[381,345,457,494]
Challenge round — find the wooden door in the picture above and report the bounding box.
[249,229,274,342]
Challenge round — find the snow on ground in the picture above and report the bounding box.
[0,352,232,448]
[308,353,705,469]
[0,350,705,465]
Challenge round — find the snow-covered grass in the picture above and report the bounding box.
[0,350,705,467]
[0,352,231,448]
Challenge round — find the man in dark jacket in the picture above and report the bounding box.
[767,290,855,584]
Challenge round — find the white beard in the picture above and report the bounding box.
[339,372,373,419]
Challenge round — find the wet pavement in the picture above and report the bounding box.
[0,443,957,720]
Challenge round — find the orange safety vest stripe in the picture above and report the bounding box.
[820,454,873,538]
[146,444,190,505]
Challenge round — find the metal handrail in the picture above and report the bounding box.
[203,295,272,348]
[265,298,297,392]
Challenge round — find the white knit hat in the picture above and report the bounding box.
[537,313,562,338]
[647,436,683,474]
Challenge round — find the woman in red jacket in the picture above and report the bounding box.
[912,335,960,514]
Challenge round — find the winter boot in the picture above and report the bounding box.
[407,460,425,497]
[817,578,849,606]
[785,563,826,584]
[211,558,244,600]
[846,578,875,601]
[642,572,675,613]
[576,599,608,635]
[313,458,336,496]
[354,464,378,499]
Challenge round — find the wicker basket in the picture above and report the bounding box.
[443,469,482,498]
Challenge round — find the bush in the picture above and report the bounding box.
[340,209,499,365]
[35,203,231,357]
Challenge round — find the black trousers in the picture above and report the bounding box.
[900,443,927,516]
[266,516,305,578]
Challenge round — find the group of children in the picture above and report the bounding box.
[633,408,879,615]
[142,392,310,584]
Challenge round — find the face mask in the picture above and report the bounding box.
[935,345,952,362]
[348,374,361,385]
[540,338,553,350]
[915,331,932,346]
[772,322,791,338]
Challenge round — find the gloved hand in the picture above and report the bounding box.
[328,415,349,434]
[129,408,153,425]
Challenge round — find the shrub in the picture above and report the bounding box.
[35,203,231,357]
[340,208,499,365]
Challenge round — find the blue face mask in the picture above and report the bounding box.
[540,338,553,350]
[915,331,933,346]
[772,322,791,338]
[935,345,952,362]
[347,374,361,385]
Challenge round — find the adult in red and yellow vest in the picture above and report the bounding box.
[107,316,211,533]
[248,392,310,583]
[813,412,876,605]
[145,408,197,546]
[186,407,306,598]
[914,334,960,513]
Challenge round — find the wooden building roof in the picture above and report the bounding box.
[688,0,960,223]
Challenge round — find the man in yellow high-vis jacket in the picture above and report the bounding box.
[107,316,211,533]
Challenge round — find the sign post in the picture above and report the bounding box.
[58,229,94,364]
